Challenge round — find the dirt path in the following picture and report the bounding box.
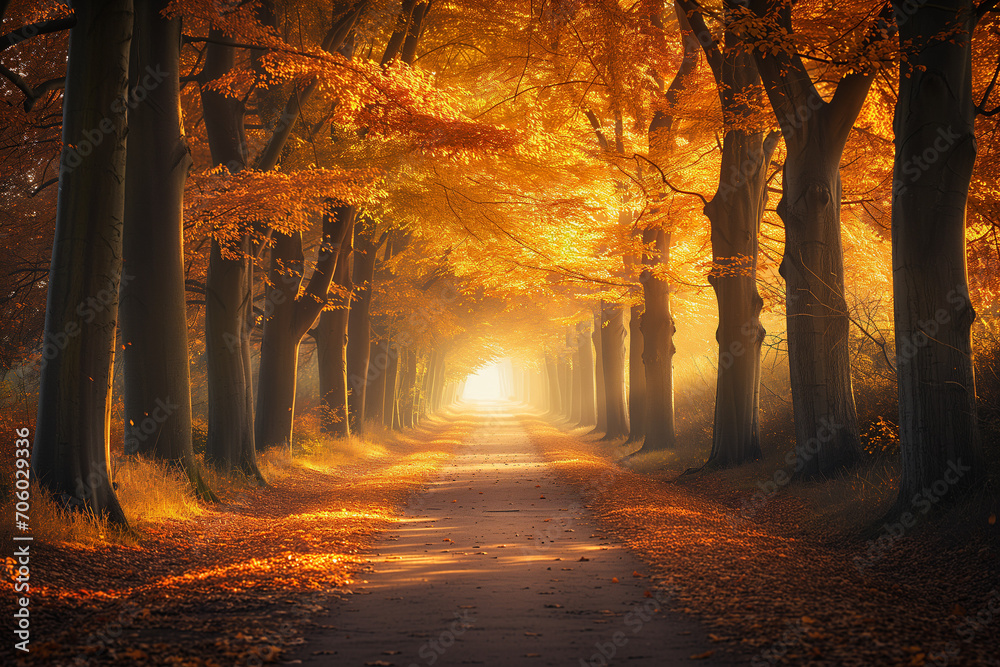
[295,403,741,666]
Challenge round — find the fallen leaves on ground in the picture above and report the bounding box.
[528,418,1000,667]
[1,418,466,666]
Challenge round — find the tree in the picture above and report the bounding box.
[198,33,261,480]
[592,306,608,433]
[346,216,387,434]
[600,300,630,439]
[891,0,986,504]
[255,205,354,450]
[576,319,597,426]
[31,0,133,525]
[742,0,889,477]
[315,214,355,437]
[626,291,646,442]
[120,0,214,499]
[679,0,777,468]
[636,4,700,452]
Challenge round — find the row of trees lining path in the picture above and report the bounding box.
[1,0,994,526]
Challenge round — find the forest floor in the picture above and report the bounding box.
[3,402,998,666]
[532,414,1000,667]
[1,414,468,666]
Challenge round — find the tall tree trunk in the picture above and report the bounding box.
[200,34,262,480]
[403,347,417,427]
[545,353,562,417]
[417,349,433,419]
[205,238,258,476]
[601,301,629,439]
[640,230,676,450]
[635,4,696,453]
[750,0,879,477]
[626,300,646,442]
[255,207,352,451]
[366,338,387,423]
[255,234,304,451]
[383,341,400,428]
[345,218,381,434]
[120,0,213,498]
[592,308,607,433]
[577,321,596,426]
[568,328,582,423]
[892,0,982,505]
[680,4,775,468]
[531,363,547,412]
[570,357,582,424]
[316,220,354,437]
[32,0,134,525]
[705,122,770,466]
[201,4,363,470]
[432,353,448,412]
[776,141,862,477]
[557,354,571,420]
[427,352,441,413]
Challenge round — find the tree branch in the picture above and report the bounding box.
[584,109,609,151]
[295,204,355,334]
[676,0,723,85]
[826,3,893,144]
[0,16,75,53]
[747,0,822,142]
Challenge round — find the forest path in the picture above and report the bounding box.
[295,402,738,666]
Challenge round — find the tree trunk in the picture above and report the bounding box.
[32,0,133,525]
[635,4,696,452]
[692,14,776,468]
[592,308,607,433]
[892,0,982,505]
[316,221,354,437]
[600,301,629,439]
[751,0,875,477]
[577,321,597,426]
[557,354,571,420]
[366,338,387,423]
[640,230,676,450]
[346,218,380,434]
[383,342,400,428]
[200,33,262,480]
[570,357,582,423]
[432,353,448,412]
[417,349,433,418]
[545,353,562,417]
[120,0,213,498]
[254,232,304,452]
[777,144,862,476]
[256,206,352,451]
[530,363,547,412]
[400,347,417,428]
[626,301,646,442]
[427,352,440,413]
[568,328,582,423]
[705,124,769,466]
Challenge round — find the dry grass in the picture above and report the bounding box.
[0,409,445,550]
[0,455,204,548]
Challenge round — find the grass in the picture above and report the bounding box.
[0,454,205,548]
[0,411,422,549]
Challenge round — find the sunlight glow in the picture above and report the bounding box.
[461,364,504,402]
